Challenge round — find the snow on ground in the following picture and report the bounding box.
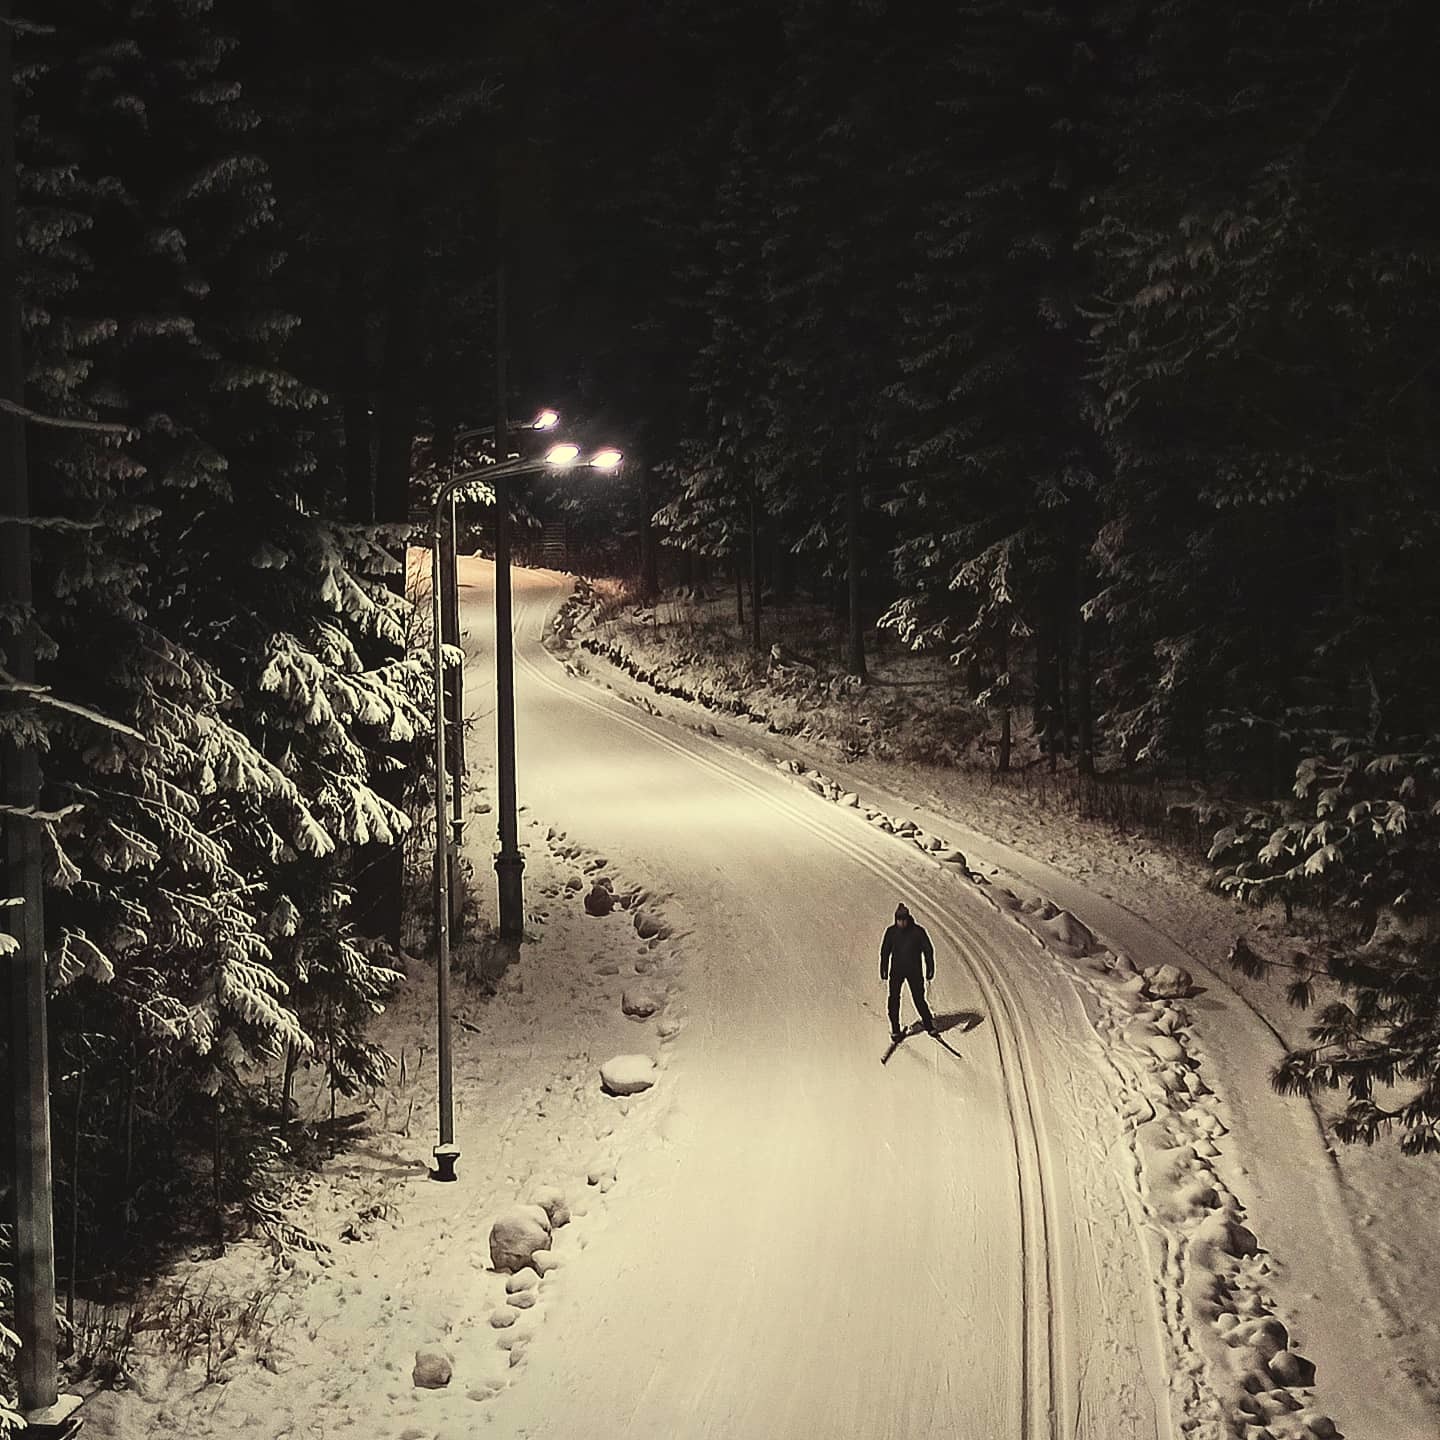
[554,582,1440,1440]
[76,566,1440,1440]
[82,822,696,1439]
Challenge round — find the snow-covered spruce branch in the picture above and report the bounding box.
[0,801,85,823]
[0,396,134,437]
[0,513,109,531]
[0,669,146,739]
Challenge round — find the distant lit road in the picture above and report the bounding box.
[455,558,1171,1440]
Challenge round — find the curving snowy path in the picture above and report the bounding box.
[456,560,1171,1440]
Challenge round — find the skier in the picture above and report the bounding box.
[880,902,936,1043]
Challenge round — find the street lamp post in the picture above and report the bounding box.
[427,443,620,1182]
[440,411,558,935]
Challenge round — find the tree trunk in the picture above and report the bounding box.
[845,468,866,680]
[212,1096,224,1252]
[638,462,659,602]
[281,1043,300,1139]
[734,555,744,628]
[748,490,762,652]
[1034,618,1057,767]
[359,183,419,952]
[374,183,421,527]
[341,268,374,522]
[67,1046,83,1322]
[771,524,791,605]
[1,2,61,1404]
[996,638,1012,773]
[1075,608,1094,777]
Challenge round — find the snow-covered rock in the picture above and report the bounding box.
[621,987,663,1019]
[1267,1350,1316,1387]
[1142,962,1195,998]
[840,792,860,807]
[505,1271,537,1294]
[490,1306,520,1329]
[600,1054,657,1096]
[1021,896,1060,920]
[633,909,670,940]
[529,1185,571,1228]
[489,1204,553,1273]
[584,884,616,916]
[531,1250,560,1276]
[1040,909,1097,953]
[412,1349,453,1388]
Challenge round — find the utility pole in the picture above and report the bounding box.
[1,5,79,1432]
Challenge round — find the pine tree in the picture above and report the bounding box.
[884,1,1116,769]
[9,0,430,1273]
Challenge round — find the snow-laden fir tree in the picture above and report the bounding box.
[11,0,430,1274]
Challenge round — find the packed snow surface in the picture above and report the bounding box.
[80,558,1439,1440]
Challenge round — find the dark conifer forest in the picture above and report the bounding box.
[3,0,1439,1424]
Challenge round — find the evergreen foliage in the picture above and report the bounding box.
[4,0,430,1345]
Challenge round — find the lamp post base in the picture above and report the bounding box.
[23,1394,84,1438]
[430,1143,460,1183]
[495,850,525,939]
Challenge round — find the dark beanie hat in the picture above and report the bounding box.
[895,903,911,920]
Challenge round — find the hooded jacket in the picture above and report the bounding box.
[880,918,934,980]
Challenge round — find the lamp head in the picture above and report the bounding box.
[531,408,560,431]
[589,448,624,472]
[545,442,581,468]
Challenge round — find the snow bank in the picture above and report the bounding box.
[989,884,1337,1440]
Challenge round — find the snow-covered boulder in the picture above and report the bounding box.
[1142,963,1195,998]
[1267,1350,1316,1387]
[621,987,663,1019]
[600,1054,657,1096]
[1041,910,1097,954]
[1022,896,1060,920]
[529,1185,571,1229]
[584,884,616,917]
[633,908,669,940]
[489,1204,553,1273]
[412,1348,453,1388]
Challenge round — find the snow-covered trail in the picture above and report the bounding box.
[456,560,1169,1439]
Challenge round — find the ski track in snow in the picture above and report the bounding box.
[516,619,1078,1438]
[539,572,1421,1440]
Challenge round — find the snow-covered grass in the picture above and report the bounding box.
[80,819,694,1439]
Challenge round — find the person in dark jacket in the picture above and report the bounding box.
[880,902,935,1042]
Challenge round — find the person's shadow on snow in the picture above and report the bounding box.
[882,1010,983,1064]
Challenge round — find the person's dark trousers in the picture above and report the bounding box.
[888,962,934,1033]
